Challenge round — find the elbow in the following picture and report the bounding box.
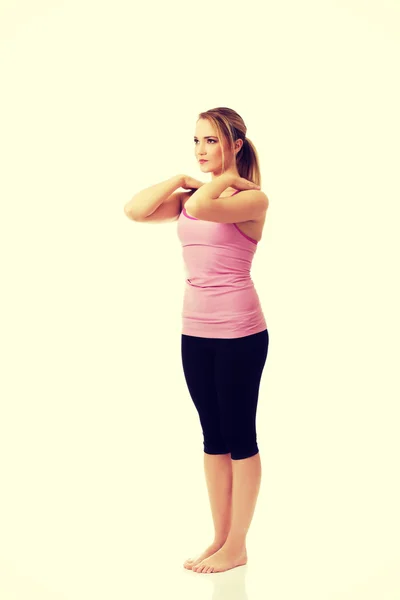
[124,206,136,220]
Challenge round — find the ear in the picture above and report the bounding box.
[235,138,244,155]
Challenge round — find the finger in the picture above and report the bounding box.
[243,178,259,188]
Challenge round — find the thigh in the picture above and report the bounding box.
[181,334,219,413]
[214,329,269,425]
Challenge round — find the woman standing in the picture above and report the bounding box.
[124,107,270,574]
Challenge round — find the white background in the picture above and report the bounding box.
[0,0,399,598]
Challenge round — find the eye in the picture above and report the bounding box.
[194,139,216,144]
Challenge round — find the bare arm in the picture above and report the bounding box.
[124,175,184,220]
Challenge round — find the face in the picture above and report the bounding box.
[194,119,241,177]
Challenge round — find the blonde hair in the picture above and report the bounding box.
[197,107,261,187]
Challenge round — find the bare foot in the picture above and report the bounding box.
[183,542,225,570]
[192,545,248,573]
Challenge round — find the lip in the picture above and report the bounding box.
[199,160,208,163]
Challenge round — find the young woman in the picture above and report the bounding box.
[124,107,270,574]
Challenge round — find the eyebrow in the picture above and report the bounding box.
[194,136,218,139]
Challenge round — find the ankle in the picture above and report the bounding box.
[223,535,247,551]
[213,536,229,546]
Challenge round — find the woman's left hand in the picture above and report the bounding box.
[230,176,260,191]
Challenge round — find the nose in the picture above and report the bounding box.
[196,143,207,156]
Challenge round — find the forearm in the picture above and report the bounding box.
[186,174,234,208]
[124,174,183,220]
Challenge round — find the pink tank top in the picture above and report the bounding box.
[176,190,267,338]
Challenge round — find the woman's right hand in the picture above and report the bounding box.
[180,175,205,191]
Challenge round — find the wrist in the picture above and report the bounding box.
[176,174,185,187]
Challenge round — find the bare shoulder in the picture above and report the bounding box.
[236,188,269,223]
[259,190,269,205]
[250,189,269,207]
[257,190,269,219]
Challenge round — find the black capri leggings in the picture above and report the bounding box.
[181,328,269,461]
